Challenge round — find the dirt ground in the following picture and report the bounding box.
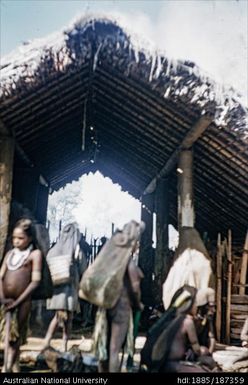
[0,316,243,373]
[0,321,146,373]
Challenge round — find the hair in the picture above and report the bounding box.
[141,285,197,372]
[169,284,197,314]
[174,227,210,261]
[14,218,37,247]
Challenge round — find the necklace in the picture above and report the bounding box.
[7,245,33,271]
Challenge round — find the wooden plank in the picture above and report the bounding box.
[231,294,248,304]
[239,231,248,295]
[231,304,248,313]
[233,257,241,294]
[216,233,222,342]
[226,229,232,344]
[230,333,241,340]
[231,319,247,327]
[231,314,247,320]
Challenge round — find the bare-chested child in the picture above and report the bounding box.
[0,219,42,372]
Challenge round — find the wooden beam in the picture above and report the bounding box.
[15,142,34,168]
[0,121,15,260]
[143,116,212,195]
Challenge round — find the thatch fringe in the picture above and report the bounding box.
[1,16,247,136]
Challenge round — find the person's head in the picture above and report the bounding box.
[170,285,197,316]
[12,218,36,250]
[100,236,107,245]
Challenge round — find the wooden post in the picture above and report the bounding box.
[59,220,62,238]
[47,220,50,232]
[178,149,194,229]
[0,123,15,260]
[154,178,169,303]
[12,167,39,214]
[93,238,97,258]
[239,230,248,295]
[138,192,154,305]
[111,223,115,235]
[226,229,232,345]
[35,184,49,225]
[216,233,222,342]
[143,116,212,195]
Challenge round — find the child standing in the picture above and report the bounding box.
[0,218,42,372]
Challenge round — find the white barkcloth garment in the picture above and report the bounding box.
[162,248,212,309]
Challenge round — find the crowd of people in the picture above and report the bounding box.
[0,218,247,373]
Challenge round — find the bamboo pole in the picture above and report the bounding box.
[239,230,248,295]
[216,233,222,342]
[226,229,232,345]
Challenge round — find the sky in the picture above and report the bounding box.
[48,171,179,248]
[1,0,246,245]
[1,0,247,102]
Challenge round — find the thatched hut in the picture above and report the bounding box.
[0,16,247,343]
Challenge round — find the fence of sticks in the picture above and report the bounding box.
[215,230,248,345]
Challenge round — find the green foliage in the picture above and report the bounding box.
[47,180,83,241]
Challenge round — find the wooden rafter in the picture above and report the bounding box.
[143,115,213,194]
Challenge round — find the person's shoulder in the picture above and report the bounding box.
[3,249,12,258]
[184,314,195,327]
[30,248,42,258]
[1,249,12,264]
[128,258,139,272]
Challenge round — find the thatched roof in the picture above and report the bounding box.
[0,16,247,239]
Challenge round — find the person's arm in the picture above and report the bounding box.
[241,318,248,346]
[0,254,13,304]
[208,318,216,354]
[127,259,144,310]
[77,248,88,278]
[5,249,42,310]
[0,257,7,300]
[208,333,216,354]
[185,315,202,357]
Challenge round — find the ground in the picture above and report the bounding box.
[0,318,246,373]
[0,321,146,373]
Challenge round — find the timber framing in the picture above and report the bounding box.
[143,116,213,194]
[0,16,247,240]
